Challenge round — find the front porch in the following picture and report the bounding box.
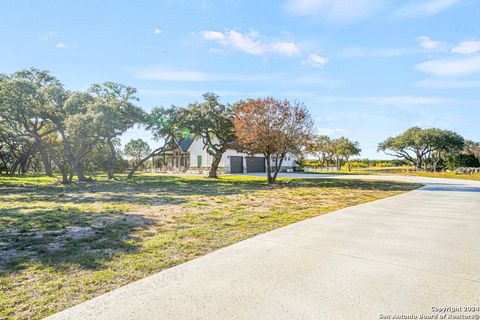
[154,150,190,173]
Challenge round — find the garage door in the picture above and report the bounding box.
[230,156,243,174]
[246,157,265,173]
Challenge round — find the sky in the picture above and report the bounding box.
[1,0,479,159]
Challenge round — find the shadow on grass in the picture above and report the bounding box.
[0,174,420,275]
[0,205,156,275]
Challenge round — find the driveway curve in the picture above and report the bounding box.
[47,174,480,320]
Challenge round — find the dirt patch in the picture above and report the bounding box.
[64,227,95,240]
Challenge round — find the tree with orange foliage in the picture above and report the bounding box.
[234,97,314,184]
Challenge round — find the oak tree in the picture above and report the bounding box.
[88,82,144,178]
[180,93,235,178]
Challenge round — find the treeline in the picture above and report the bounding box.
[0,69,314,184]
[304,127,479,172]
[302,158,409,170]
[3,68,475,182]
[0,69,144,183]
[305,135,361,171]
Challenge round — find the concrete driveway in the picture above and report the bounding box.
[47,174,480,320]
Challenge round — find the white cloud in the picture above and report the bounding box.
[451,40,480,55]
[303,53,328,67]
[416,55,480,77]
[130,66,280,82]
[284,0,384,24]
[38,31,57,42]
[201,30,300,57]
[55,42,68,49]
[397,0,459,17]
[270,42,301,56]
[154,27,162,34]
[202,30,225,41]
[414,78,480,88]
[416,35,446,51]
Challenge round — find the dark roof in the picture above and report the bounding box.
[226,141,238,149]
[178,138,193,152]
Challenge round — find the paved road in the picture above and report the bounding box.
[48,175,480,320]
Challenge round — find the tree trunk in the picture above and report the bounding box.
[127,160,144,179]
[433,157,441,172]
[347,158,351,172]
[415,157,421,170]
[23,156,33,174]
[74,161,87,181]
[11,162,18,175]
[61,138,93,182]
[52,158,70,184]
[336,156,341,170]
[69,170,74,184]
[106,138,116,179]
[60,169,69,184]
[271,155,284,184]
[37,143,53,176]
[127,146,166,179]
[51,152,70,185]
[265,154,273,184]
[208,155,222,178]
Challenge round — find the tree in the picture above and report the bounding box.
[88,82,145,179]
[306,135,335,167]
[425,129,464,171]
[180,93,235,178]
[127,106,182,179]
[378,127,465,171]
[234,97,313,184]
[52,91,106,182]
[124,139,151,168]
[331,138,343,170]
[378,127,426,169]
[83,140,129,174]
[336,137,361,172]
[0,68,66,176]
[48,135,71,184]
[0,68,149,182]
[0,124,37,174]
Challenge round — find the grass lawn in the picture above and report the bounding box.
[306,168,480,181]
[0,173,421,319]
[364,169,480,181]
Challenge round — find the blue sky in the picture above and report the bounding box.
[1,0,479,159]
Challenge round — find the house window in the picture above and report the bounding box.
[197,155,202,168]
[180,156,184,166]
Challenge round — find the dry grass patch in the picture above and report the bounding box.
[311,168,480,181]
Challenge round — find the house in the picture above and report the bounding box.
[159,136,300,174]
[157,136,193,172]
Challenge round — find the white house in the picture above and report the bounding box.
[159,136,300,174]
